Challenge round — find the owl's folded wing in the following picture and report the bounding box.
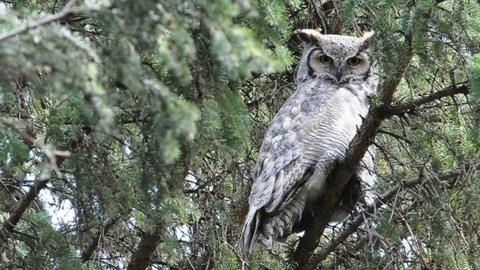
[240,124,318,251]
[241,91,314,252]
[250,147,306,212]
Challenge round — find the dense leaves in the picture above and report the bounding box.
[0,0,479,269]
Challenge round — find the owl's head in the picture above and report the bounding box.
[295,29,374,84]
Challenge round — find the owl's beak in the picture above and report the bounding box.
[335,67,344,81]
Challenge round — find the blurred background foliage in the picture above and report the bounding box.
[0,0,479,269]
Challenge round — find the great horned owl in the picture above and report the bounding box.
[240,29,377,253]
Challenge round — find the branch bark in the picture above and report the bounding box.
[308,162,480,268]
[127,226,164,270]
[292,33,413,270]
[0,178,49,243]
[0,1,106,43]
[0,119,77,246]
[81,217,118,262]
[382,82,470,117]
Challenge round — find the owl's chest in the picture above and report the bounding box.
[299,86,369,151]
[263,82,369,154]
[302,86,368,124]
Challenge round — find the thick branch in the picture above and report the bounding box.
[0,119,75,245]
[292,34,413,270]
[308,162,480,268]
[382,82,470,117]
[81,217,118,262]
[127,226,164,270]
[0,178,49,243]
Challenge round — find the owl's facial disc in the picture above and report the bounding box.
[298,30,374,84]
[308,47,370,84]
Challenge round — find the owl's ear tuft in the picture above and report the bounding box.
[295,29,323,45]
[358,31,374,51]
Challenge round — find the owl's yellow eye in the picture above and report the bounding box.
[319,55,332,65]
[347,57,362,66]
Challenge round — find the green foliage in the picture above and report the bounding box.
[470,54,480,101]
[0,0,479,269]
[216,244,240,270]
[0,136,29,166]
[217,89,251,155]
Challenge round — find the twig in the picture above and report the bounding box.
[308,162,480,268]
[377,129,412,144]
[382,82,469,117]
[81,217,118,262]
[0,2,107,43]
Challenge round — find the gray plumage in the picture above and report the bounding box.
[240,29,378,253]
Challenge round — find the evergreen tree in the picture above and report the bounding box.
[0,0,479,269]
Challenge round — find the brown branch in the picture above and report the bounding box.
[309,162,480,268]
[127,225,164,270]
[0,119,70,245]
[81,217,118,262]
[381,35,413,104]
[0,177,50,243]
[382,82,470,117]
[292,33,413,270]
[0,1,107,43]
[377,129,412,144]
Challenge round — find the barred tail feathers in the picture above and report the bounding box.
[239,209,261,254]
[262,191,307,243]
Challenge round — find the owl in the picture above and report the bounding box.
[240,29,377,253]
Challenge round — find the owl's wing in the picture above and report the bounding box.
[250,140,306,212]
[240,131,314,253]
[249,109,315,213]
[241,101,316,253]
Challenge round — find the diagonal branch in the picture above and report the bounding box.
[127,225,164,270]
[0,119,72,245]
[382,82,470,117]
[309,162,480,268]
[380,34,413,105]
[0,177,50,243]
[0,2,107,43]
[292,33,413,270]
[81,217,118,262]
[0,159,71,246]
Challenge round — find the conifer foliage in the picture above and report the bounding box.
[0,0,479,269]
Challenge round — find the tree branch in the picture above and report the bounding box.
[292,33,413,270]
[0,119,70,245]
[0,1,106,43]
[308,162,480,269]
[382,82,470,117]
[127,225,164,270]
[81,217,118,262]
[0,178,49,243]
